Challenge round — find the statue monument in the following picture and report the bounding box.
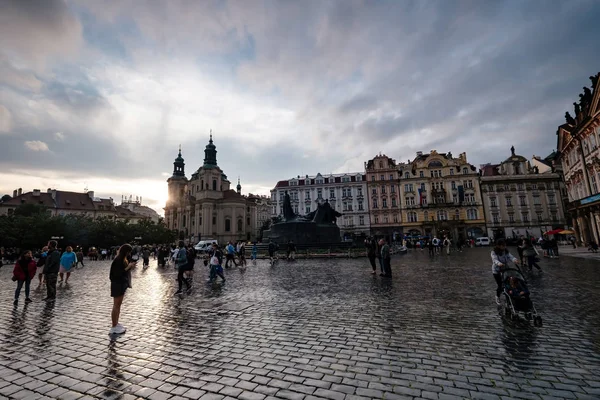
[264,191,343,245]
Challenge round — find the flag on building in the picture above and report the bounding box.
[418,188,423,205]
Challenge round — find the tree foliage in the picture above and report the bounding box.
[0,204,175,250]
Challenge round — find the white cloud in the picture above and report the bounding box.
[24,140,49,152]
[54,132,65,141]
[0,105,11,133]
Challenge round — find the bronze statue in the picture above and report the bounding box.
[282,191,296,221]
[510,146,515,156]
[574,102,581,116]
[583,86,593,104]
[565,111,575,125]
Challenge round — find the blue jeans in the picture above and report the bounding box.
[15,279,31,300]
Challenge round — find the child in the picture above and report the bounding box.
[251,242,258,265]
[208,244,226,283]
[507,276,529,298]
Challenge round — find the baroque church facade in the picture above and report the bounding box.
[164,135,257,244]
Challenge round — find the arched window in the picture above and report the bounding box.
[237,219,243,232]
[424,211,429,221]
[201,180,204,190]
[408,212,417,222]
[463,167,468,174]
[212,179,217,191]
[467,209,478,220]
[455,209,460,220]
[225,218,231,232]
[405,172,410,179]
[437,210,447,221]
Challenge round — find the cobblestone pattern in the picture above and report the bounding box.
[1,248,600,399]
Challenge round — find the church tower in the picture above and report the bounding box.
[203,133,218,167]
[167,146,188,205]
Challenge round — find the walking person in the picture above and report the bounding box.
[225,242,237,268]
[59,246,77,284]
[286,240,296,261]
[522,239,542,272]
[109,244,137,335]
[208,243,226,283]
[13,250,37,305]
[376,239,384,275]
[142,247,150,268]
[174,241,190,295]
[251,242,258,265]
[75,248,85,268]
[43,240,61,302]
[427,239,435,257]
[238,242,247,267]
[184,245,196,289]
[443,237,451,255]
[268,240,278,265]
[491,239,520,305]
[36,246,48,288]
[517,236,525,266]
[380,239,392,278]
[365,236,377,274]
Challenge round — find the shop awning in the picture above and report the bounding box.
[559,230,574,234]
[544,229,563,235]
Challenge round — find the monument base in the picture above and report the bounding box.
[264,221,341,245]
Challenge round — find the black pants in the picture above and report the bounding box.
[76,260,84,267]
[46,273,58,299]
[493,273,502,297]
[225,254,237,268]
[527,256,541,270]
[177,267,191,291]
[368,255,376,271]
[383,258,392,277]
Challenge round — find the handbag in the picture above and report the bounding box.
[11,276,17,282]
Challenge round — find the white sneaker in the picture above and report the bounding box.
[495,296,501,305]
[109,324,126,335]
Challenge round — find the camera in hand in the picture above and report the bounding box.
[131,254,139,261]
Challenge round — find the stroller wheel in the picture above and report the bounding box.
[510,313,518,321]
[534,316,543,327]
[526,312,532,321]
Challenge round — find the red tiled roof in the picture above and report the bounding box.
[55,191,96,210]
[1,192,54,207]
[223,189,245,200]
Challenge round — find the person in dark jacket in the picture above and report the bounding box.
[13,250,37,305]
[109,244,136,335]
[43,240,61,301]
[365,237,377,274]
[380,239,392,277]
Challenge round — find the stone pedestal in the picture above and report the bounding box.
[264,221,341,245]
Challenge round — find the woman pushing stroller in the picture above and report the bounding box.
[490,239,520,305]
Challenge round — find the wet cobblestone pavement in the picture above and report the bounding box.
[1,248,600,400]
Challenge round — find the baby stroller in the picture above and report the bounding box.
[502,267,543,326]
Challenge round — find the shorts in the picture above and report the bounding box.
[59,265,72,274]
[111,280,128,298]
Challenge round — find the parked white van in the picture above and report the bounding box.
[195,239,218,253]
[475,237,491,247]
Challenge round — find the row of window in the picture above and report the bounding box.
[289,176,360,186]
[489,194,556,207]
[369,167,472,181]
[340,215,366,226]
[485,182,549,192]
[373,209,479,224]
[491,212,559,223]
[175,215,247,232]
[278,187,364,201]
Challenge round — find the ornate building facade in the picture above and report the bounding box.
[270,172,370,239]
[480,147,566,240]
[556,72,600,244]
[164,136,257,243]
[397,150,486,240]
[365,155,401,241]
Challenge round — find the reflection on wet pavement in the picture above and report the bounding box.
[1,248,600,399]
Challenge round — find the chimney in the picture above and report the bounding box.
[32,189,41,197]
[13,190,17,197]
[47,188,52,193]
[18,188,22,196]
[88,191,94,199]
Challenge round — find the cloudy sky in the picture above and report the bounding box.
[1,0,600,214]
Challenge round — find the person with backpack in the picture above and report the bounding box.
[43,240,61,301]
[184,245,196,289]
[365,237,377,274]
[380,239,392,278]
[13,250,37,305]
